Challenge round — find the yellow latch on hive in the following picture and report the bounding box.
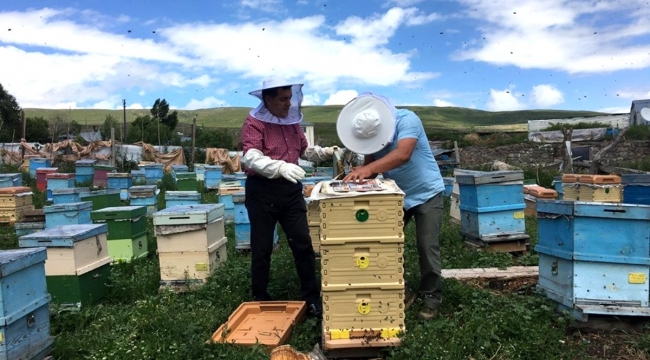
[513,211,525,219]
[195,263,208,271]
[380,328,400,339]
[330,329,350,339]
[629,273,646,284]
[356,256,370,269]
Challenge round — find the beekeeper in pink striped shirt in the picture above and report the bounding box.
[241,78,339,317]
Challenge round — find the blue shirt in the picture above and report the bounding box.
[373,109,445,210]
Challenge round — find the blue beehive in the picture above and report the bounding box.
[622,174,650,205]
[107,173,133,201]
[0,247,53,360]
[52,187,91,205]
[74,159,96,184]
[142,164,163,185]
[194,164,206,181]
[536,200,650,319]
[0,178,13,189]
[165,191,201,207]
[14,222,46,237]
[233,192,249,224]
[456,170,526,241]
[171,165,188,180]
[43,201,93,228]
[46,173,75,192]
[0,173,22,188]
[204,165,222,189]
[130,169,146,184]
[442,177,454,197]
[552,176,564,200]
[234,172,247,187]
[29,158,52,178]
[129,185,158,215]
[234,223,279,250]
[219,194,235,222]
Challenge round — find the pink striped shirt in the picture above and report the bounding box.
[241,115,308,177]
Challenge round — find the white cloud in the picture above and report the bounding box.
[487,88,525,111]
[614,89,650,100]
[434,99,456,107]
[598,106,630,114]
[241,0,282,13]
[324,90,358,105]
[1,7,438,108]
[530,84,564,107]
[128,103,144,110]
[91,99,119,110]
[184,96,229,110]
[53,102,79,109]
[303,93,321,106]
[453,0,650,73]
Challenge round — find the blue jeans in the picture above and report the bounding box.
[404,192,443,310]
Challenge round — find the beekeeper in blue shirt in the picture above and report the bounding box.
[338,92,445,321]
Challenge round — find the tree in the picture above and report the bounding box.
[25,117,50,143]
[150,99,179,131]
[69,120,82,135]
[100,115,122,141]
[127,115,179,145]
[195,127,233,149]
[0,83,22,142]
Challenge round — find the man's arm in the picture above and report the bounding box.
[343,138,417,182]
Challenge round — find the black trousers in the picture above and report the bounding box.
[244,176,319,304]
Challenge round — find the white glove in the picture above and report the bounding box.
[301,145,340,162]
[278,163,306,183]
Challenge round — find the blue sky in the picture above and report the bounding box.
[1,0,649,114]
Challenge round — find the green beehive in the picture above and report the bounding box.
[105,233,148,262]
[176,172,198,191]
[80,189,122,210]
[90,206,148,240]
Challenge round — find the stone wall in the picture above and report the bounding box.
[459,140,650,168]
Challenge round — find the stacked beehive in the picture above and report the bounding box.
[232,191,279,251]
[535,200,650,320]
[523,184,558,216]
[107,173,133,200]
[18,224,112,309]
[622,174,650,205]
[457,170,529,252]
[318,182,405,351]
[0,186,35,225]
[176,172,198,191]
[46,172,75,202]
[0,247,54,359]
[218,178,244,223]
[204,165,223,190]
[306,200,320,255]
[562,174,622,202]
[80,189,122,211]
[43,201,93,228]
[29,157,52,178]
[165,191,202,207]
[142,163,163,185]
[74,159,96,184]
[153,204,228,292]
[91,206,149,262]
[128,185,158,215]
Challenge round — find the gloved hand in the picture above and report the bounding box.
[324,146,340,157]
[278,163,306,183]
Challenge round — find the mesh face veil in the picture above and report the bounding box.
[249,79,304,125]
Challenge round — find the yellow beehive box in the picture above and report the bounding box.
[321,238,403,290]
[155,217,225,253]
[578,184,621,202]
[322,284,405,338]
[319,194,404,242]
[562,183,580,201]
[0,204,34,224]
[307,200,320,227]
[158,236,227,281]
[309,226,320,253]
[0,192,32,208]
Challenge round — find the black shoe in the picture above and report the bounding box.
[307,302,322,317]
[253,292,273,302]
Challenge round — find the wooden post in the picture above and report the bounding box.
[561,127,573,173]
[110,127,116,166]
[191,116,196,165]
[453,141,460,163]
[21,110,25,160]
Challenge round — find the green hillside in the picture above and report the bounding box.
[23,106,606,145]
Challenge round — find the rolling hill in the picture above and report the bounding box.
[23,106,608,145]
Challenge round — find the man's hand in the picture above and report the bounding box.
[278,163,306,183]
[343,165,374,182]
